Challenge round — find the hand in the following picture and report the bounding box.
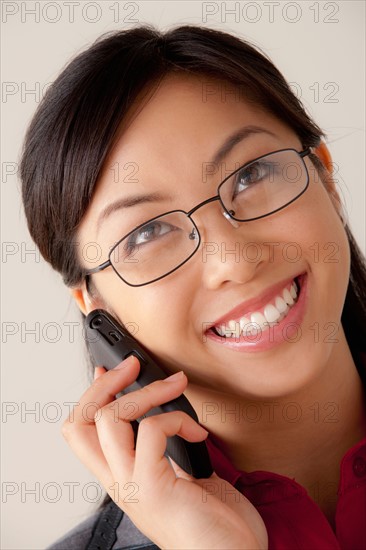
[62,356,268,550]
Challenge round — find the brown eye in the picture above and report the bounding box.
[127,221,177,248]
[231,161,276,200]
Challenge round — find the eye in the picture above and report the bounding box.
[233,160,274,195]
[126,220,176,248]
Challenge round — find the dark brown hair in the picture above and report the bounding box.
[19,24,366,511]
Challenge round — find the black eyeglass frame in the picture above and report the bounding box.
[84,147,311,287]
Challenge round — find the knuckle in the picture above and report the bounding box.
[93,409,101,423]
[92,376,105,390]
[119,400,140,419]
[61,417,74,441]
[104,400,121,415]
[97,403,125,424]
[138,415,158,431]
[138,382,165,408]
[95,405,111,422]
[138,384,155,399]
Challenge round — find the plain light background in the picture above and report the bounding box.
[1,1,365,548]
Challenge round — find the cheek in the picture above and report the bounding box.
[95,271,190,349]
[276,176,346,251]
[303,182,349,268]
[286,182,350,317]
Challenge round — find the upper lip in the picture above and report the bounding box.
[205,272,305,331]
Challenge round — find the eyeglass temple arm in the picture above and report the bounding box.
[85,259,111,276]
[300,147,312,157]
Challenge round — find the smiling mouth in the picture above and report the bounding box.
[208,276,303,339]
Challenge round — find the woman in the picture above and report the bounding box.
[20,24,366,549]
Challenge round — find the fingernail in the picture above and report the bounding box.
[115,355,136,370]
[163,371,184,382]
[199,425,209,436]
[94,366,104,380]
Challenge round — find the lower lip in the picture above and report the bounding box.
[205,273,309,353]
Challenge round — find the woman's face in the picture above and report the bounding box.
[75,73,350,400]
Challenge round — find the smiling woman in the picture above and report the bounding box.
[19,24,366,550]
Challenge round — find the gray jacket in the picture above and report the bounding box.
[46,500,160,550]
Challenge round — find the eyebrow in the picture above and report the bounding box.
[97,192,170,233]
[211,125,275,165]
[96,124,275,231]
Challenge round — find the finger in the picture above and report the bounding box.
[166,456,196,481]
[133,411,209,482]
[102,371,188,423]
[62,356,140,488]
[62,414,115,492]
[69,355,140,427]
[94,366,106,380]
[69,366,187,484]
[94,372,189,476]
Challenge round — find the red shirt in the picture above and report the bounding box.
[206,433,366,549]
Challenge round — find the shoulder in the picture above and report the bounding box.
[46,503,159,550]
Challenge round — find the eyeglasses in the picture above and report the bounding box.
[84,147,311,287]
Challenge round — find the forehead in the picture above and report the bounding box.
[103,72,293,174]
[79,73,297,234]
[109,72,279,158]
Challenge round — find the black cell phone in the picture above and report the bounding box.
[85,309,213,479]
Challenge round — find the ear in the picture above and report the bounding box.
[70,281,99,316]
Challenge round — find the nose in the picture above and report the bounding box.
[192,202,265,290]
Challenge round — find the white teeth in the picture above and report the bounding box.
[213,278,300,339]
[239,316,251,331]
[227,319,237,332]
[290,282,297,299]
[264,304,281,323]
[283,288,294,306]
[275,296,288,313]
[225,319,240,338]
[215,326,226,337]
[250,312,267,331]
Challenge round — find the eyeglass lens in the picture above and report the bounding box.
[109,149,308,285]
